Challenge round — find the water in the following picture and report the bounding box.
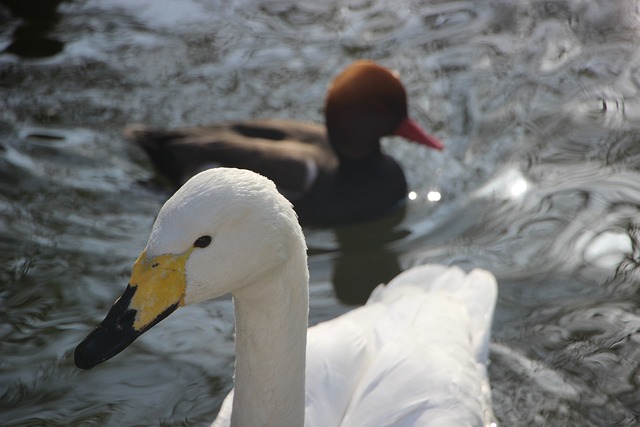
[2,0,640,425]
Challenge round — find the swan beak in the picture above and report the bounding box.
[74,250,189,370]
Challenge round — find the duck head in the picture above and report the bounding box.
[324,60,443,160]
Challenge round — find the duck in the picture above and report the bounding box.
[125,60,444,226]
[74,167,497,426]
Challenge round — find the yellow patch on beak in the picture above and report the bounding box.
[129,249,192,331]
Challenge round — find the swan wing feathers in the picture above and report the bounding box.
[210,391,233,427]
[305,318,375,426]
[370,264,497,363]
[308,264,497,427]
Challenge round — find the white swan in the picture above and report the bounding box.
[74,167,498,427]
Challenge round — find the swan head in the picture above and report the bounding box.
[75,168,304,369]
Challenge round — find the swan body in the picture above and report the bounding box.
[126,60,444,225]
[74,168,497,427]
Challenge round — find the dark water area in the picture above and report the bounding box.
[2,0,640,425]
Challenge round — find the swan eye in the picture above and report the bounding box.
[193,235,212,248]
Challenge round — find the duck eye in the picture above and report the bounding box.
[193,235,212,248]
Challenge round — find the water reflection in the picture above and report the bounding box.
[331,208,407,304]
[1,0,65,58]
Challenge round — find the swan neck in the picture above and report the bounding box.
[230,251,309,427]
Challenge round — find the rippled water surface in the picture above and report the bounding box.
[2,0,640,425]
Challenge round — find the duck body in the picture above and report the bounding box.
[74,168,496,427]
[127,61,443,226]
[129,118,407,224]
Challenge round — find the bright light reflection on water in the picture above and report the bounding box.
[427,191,441,202]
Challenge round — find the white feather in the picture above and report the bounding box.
[303,265,496,427]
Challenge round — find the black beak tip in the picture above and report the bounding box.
[72,284,180,371]
[74,355,95,370]
[73,320,139,371]
[73,284,139,371]
[74,341,98,370]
